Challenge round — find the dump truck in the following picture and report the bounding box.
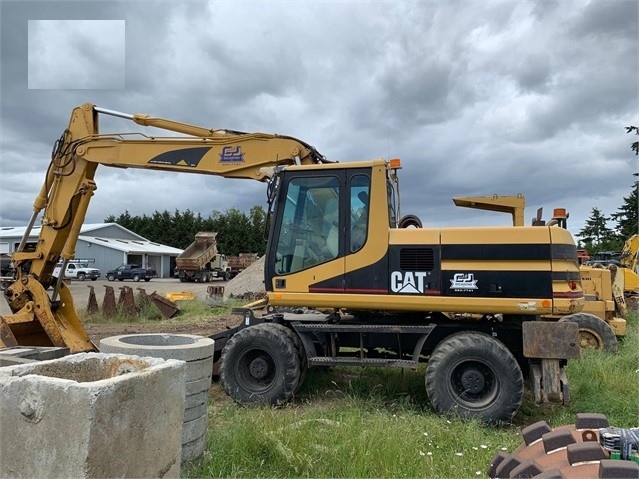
[1,103,585,424]
[226,253,259,279]
[176,232,228,282]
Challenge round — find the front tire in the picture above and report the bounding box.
[132,274,140,282]
[425,331,523,425]
[559,313,618,352]
[220,323,301,405]
[107,274,115,281]
[262,322,308,392]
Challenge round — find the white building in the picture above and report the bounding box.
[0,223,183,278]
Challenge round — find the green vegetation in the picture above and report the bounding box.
[82,294,243,324]
[104,206,267,255]
[183,311,638,478]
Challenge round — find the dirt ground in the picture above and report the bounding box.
[85,278,246,344]
[1,278,245,344]
[83,314,241,344]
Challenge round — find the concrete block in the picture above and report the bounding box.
[184,402,208,422]
[98,334,214,463]
[182,434,207,464]
[0,346,70,366]
[0,353,185,479]
[182,414,208,445]
[100,333,214,362]
[186,390,208,409]
[186,376,211,396]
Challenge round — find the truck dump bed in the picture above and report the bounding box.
[227,253,259,271]
[175,232,218,270]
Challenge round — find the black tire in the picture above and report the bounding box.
[220,323,301,405]
[91,277,97,281]
[132,274,140,282]
[77,272,86,281]
[107,274,115,281]
[558,313,618,353]
[262,322,308,392]
[425,331,523,425]
[224,271,230,281]
[144,278,151,282]
[398,214,422,228]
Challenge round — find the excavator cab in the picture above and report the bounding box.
[266,164,381,291]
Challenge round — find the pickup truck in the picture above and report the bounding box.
[105,264,156,282]
[53,262,101,281]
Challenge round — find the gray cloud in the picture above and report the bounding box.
[0,0,636,243]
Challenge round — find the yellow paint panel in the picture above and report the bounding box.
[441,260,551,271]
[267,292,555,315]
[440,226,551,244]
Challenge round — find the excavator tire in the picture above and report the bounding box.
[425,331,524,425]
[487,413,639,479]
[261,322,308,393]
[558,313,619,353]
[220,323,301,406]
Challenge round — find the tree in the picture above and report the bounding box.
[626,125,639,156]
[577,207,615,250]
[105,207,267,254]
[610,184,638,240]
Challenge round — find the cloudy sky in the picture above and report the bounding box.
[1,0,637,244]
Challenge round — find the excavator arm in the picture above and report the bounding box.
[619,234,638,272]
[1,103,328,352]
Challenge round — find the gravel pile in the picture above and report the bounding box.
[223,256,266,300]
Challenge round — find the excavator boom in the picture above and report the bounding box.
[2,103,328,352]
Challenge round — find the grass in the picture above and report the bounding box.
[183,311,639,478]
[81,293,243,324]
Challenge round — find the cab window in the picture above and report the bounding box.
[349,175,370,252]
[275,176,339,275]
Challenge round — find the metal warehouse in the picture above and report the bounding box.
[0,223,183,278]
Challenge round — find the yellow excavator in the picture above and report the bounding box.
[1,103,585,424]
[454,195,633,352]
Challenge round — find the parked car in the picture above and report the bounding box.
[106,264,156,282]
[53,262,101,281]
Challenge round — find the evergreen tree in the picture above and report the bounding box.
[610,184,638,240]
[577,207,615,250]
[626,125,639,156]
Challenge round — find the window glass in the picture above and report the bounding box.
[350,175,370,252]
[275,176,339,275]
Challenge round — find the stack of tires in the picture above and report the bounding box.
[100,333,215,463]
[488,413,639,478]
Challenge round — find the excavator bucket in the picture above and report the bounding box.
[0,277,97,353]
[148,292,180,318]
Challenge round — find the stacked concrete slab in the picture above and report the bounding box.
[100,333,215,462]
[0,353,186,478]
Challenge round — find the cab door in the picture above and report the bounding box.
[266,170,346,294]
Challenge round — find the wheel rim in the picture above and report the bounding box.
[235,347,277,394]
[578,328,603,349]
[448,359,498,409]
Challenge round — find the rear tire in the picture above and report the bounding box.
[425,331,523,425]
[77,273,86,281]
[107,274,115,281]
[132,274,140,282]
[559,313,618,352]
[220,323,301,405]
